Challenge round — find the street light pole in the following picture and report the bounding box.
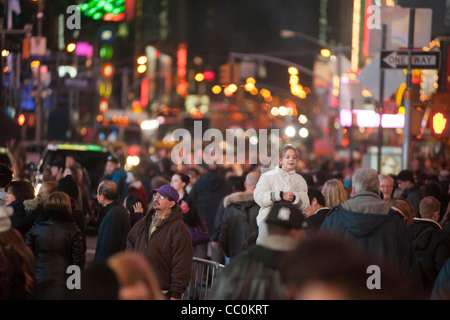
[34,0,44,142]
[402,8,415,170]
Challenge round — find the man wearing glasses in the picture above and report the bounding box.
[126,184,193,300]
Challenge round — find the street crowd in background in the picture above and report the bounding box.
[1,143,450,300]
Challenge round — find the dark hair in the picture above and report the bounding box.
[307,187,326,207]
[5,180,35,203]
[173,172,190,193]
[124,194,145,214]
[0,163,13,188]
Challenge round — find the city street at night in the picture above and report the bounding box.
[1,0,450,306]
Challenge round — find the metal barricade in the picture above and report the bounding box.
[182,257,225,300]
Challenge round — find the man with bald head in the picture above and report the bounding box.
[216,171,261,260]
[94,179,131,262]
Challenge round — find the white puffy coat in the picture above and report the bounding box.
[253,166,309,243]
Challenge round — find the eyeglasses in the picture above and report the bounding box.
[153,193,167,200]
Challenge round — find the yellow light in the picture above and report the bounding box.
[1,50,9,57]
[137,64,147,73]
[30,60,40,68]
[260,88,271,98]
[137,56,147,65]
[288,67,298,75]
[246,77,256,84]
[244,83,255,91]
[398,106,405,114]
[289,75,299,86]
[195,73,204,82]
[227,84,238,93]
[271,107,279,116]
[67,43,76,53]
[212,85,222,94]
[320,48,331,58]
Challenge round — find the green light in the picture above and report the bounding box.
[56,144,103,152]
[93,12,103,20]
[80,0,125,21]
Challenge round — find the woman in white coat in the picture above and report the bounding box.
[253,144,309,244]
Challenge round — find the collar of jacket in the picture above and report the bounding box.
[39,206,74,222]
[145,204,183,228]
[413,217,442,229]
[275,166,296,176]
[223,191,255,208]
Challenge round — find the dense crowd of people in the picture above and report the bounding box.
[1,144,450,300]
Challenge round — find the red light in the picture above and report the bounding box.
[18,114,25,126]
[203,71,215,82]
[141,78,149,107]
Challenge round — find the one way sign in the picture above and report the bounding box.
[380,50,440,70]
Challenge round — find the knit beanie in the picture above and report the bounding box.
[57,174,79,199]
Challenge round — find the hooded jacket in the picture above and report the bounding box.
[216,191,260,258]
[319,195,423,296]
[126,205,193,299]
[408,218,450,297]
[25,206,85,300]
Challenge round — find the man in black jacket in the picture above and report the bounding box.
[94,180,130,262]
[408,196,450,298]
[216,171,261,260]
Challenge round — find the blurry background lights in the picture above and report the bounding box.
[137,56,147,65]
[288,67,298,75]
[299,127,309,138]
[140,119,159,130]
[298,114,308,124]
[320,48,331,58]
[212,85,222,94]
[195,73,204,82]
[285,126,296,137]
[66,43,76,52]
[249,135,258,145]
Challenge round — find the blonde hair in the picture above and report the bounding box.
[45,191,72,214]
[322,179,348,208]
[37,181,58,205]
[390,198,414,225]
[107,252,165,300]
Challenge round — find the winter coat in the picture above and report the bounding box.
[189,170,232,237]
[94,200,131,262]
[126,205,194,299]
[25,206,85,300]
[180,193,210,247]
[319,197,424,296]
[8,201,29,235]
[253,166,309,243]
[216,191,260,258]
[305,207,331,236]
[210,235,299,300]
[430,257,450,300]
[408,218,450,297]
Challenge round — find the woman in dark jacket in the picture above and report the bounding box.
[171,172,209,258]
[26,191,85,300]
[5,180,35,234]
